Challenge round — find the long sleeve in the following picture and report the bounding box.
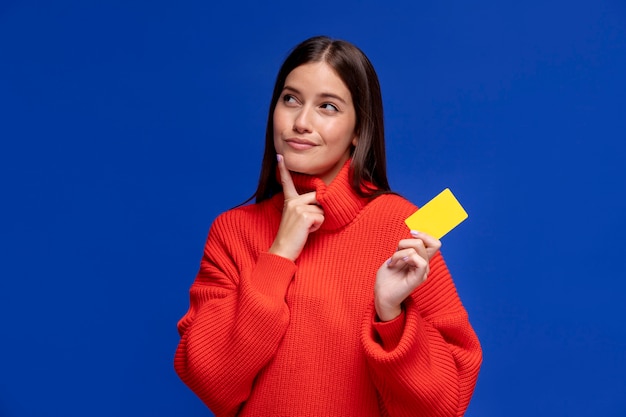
[174,214,296,417]
[361,253,482,417]
[174,164,481,416]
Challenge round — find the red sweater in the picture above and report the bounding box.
[174,162,482,417]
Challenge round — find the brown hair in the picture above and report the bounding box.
[252,35,390,202]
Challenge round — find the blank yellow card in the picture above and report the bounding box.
[404,188,468,239]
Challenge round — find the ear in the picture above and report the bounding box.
[351,134,358,147]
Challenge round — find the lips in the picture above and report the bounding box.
[285,138,317,150]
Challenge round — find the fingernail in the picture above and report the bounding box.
[402,256,409,261]
[387,258,392,266]
[276,154,283,162]
[410,230,420,237]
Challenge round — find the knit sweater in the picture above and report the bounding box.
[174,161,482,417]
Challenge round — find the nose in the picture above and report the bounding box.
[293,107,313,133]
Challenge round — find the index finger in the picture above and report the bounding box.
[277,154,299,199]
[409,230,442,257]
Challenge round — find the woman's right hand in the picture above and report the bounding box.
[268,154,325,261]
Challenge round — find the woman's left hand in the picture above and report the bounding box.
[374,230,441,322]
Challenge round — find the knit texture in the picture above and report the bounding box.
[174,161,482,417]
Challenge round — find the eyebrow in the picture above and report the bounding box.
[282,85,349,105]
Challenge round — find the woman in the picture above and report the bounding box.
[174,36,482,417]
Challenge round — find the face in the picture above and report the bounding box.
[273,61,358,184]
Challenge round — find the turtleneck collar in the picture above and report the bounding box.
[271,159,372,231]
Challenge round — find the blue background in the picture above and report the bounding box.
[1,0,625,416]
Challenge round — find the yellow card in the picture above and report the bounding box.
[404,188,468,239]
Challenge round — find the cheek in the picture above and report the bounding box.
[273,108,289,134]
[273,129,290,158]
[272,110,282,146]
[327,121,356,146]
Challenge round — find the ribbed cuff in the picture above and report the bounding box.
[372,309,406,352]
[249,252,297,300]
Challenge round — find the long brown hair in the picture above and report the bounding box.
[252,36,390,203]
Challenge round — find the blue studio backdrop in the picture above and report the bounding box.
[1,1,625,416]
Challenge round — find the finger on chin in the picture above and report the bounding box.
[277,154,298,198]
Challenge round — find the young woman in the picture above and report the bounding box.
[174,36,482,417]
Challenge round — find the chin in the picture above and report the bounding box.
[287,164,316,176]
[283,155,313,174]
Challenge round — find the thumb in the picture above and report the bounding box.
[277,154,299,199]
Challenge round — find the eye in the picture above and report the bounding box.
[320,103,339,112]
[282,94,298,104]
